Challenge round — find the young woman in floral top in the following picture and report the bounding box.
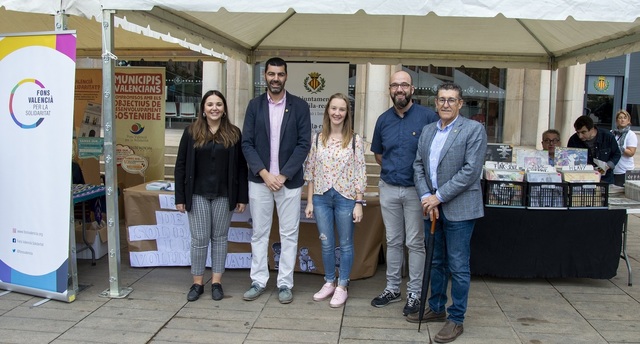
[304,93,367,308]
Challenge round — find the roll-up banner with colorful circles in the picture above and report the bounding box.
[0,32,76,302]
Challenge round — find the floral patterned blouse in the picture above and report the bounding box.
[304,133,367,200]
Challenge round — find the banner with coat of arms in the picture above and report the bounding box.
[587,75,614,95]
[287,63,349,133]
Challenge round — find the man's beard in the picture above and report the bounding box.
[268,81,284,94]
[393,92,411,108]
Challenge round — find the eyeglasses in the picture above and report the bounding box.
[542,138,560,144]
[389,83,412,90]
[436,97,460,105]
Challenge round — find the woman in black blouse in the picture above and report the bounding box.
[174,90,248,301]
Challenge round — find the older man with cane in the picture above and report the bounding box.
[411,83,487,343]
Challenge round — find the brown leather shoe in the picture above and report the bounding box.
[406,308,446,323]
[434,320,464,343]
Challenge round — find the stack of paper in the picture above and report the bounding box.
[146,181,173,191]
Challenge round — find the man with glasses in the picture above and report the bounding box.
[370,70,438,317]
[411,83,487,343]
[541,129,561,165]
[567,116,620,184]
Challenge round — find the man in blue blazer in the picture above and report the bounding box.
[412,83,487,343]
[241,57,311,304]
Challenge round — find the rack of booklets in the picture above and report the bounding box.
[483,146,608,210]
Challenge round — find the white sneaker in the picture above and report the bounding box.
[313,283,335,301]
[330,287,348,308]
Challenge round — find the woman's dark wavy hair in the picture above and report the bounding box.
[189,90,240,148]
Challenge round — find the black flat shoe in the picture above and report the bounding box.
[187,284,204,301]
[212,283,224,301]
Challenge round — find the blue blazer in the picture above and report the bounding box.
[242,91,311,189]
[413,116,487,221]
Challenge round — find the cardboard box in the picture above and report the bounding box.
[75,220,109,259]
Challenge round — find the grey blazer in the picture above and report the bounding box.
[413,116,487,221]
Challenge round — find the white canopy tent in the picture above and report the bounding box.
[1,1,640,68]
[120,1,640,69]
[0,7,225,61]
[2,0,640,297]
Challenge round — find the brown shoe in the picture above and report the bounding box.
[434,320,463,343]
[406,308,446,323]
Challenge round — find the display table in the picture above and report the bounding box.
[72,184,105,265]
[471,207,625,279]
[124,182,630,282]
[267,196,384,279]
[608,194,640,286]
[123,183,384,279]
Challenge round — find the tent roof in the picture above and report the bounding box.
[2,0,640,68]
[0,7,225,61]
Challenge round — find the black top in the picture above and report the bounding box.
[174,126,249,212]
[194,140,229,198]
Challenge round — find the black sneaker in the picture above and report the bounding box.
[212,283,224,301]
[187,284,204,301]
[403,292,420,316]
[371,289,401,307]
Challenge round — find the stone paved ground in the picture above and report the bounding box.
[0,213,638,343]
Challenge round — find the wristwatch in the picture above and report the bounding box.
[355,199,367,206]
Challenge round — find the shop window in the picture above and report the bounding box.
[126,60,203,104]
[627,104,640,127]
[407,65,506,143]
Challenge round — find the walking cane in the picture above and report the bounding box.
[418,210,436,343]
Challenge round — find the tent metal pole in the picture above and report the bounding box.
[549,69,558,128]
[622,54,630,111]
[54,9,67,31]
[56,7,79,300]
[100,9,132,299]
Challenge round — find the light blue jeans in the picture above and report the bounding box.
[425,210,475,324]
[312,188,355,287]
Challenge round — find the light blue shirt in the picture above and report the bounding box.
[423,116,459,202]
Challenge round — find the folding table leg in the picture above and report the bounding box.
[81,201,96,266]
[621,214,632,286]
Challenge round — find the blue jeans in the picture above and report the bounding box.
[312,188,355,287]
[425,210,475,324]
